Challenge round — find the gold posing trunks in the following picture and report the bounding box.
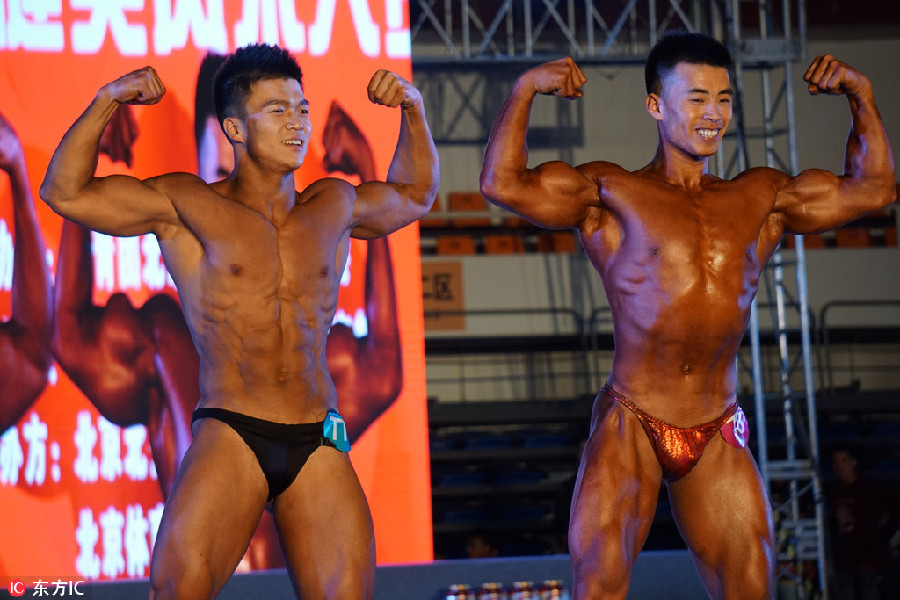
[602,385,749,481]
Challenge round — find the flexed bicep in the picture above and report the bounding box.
[778,55,896,234]
[484,159,599,230]
[41,67,179,237]
[349,179,426,238]
[776,166,893,235]
[349,69,438,238]
[481,58,595,230]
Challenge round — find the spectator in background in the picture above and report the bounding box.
[466,531,499,559]
[826,441,900,600]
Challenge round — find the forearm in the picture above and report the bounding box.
[9,159,52,342]
[841,89,896,207]
[40,90,120,211]
[385,98,439,209]
[480,80,536,205]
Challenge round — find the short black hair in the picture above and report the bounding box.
[194,52,227,150]
[645,31,732,95]
[213,43,304,131]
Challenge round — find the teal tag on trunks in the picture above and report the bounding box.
[323,409,351,452]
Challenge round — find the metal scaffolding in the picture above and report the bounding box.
[410,1,826,597]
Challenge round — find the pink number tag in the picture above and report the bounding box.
[721,407,748,448]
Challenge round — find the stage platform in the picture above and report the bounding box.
[1,551,706,599]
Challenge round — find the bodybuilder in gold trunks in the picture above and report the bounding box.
[480,32,895,599]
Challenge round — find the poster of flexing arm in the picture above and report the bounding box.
[0,0,432,583]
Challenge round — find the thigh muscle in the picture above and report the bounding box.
[569,396,663,599]
[272,446,375,600]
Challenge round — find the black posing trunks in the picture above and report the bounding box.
[192,407,343,501]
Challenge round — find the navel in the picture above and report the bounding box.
[650,246,660,257]
[229,264,243,276]
[320,266,330,277]
[681,362,693,375]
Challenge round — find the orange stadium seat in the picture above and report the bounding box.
[436,234,477,255]
[537,232,578,253]
[447,192,491,228]
[835,227,870,248]
[484,233,525,254]
[420,196,447,229]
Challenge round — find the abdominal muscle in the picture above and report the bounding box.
[186,286,338,425]
[602,270,752,426]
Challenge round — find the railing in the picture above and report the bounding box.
[423,302,900,404]
[424,307,592,403]
[818,299,900,394]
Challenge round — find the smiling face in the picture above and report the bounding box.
[228,77,311,172]
[648,62,733,160]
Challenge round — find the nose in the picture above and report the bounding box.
[286,109,308,131]
[704,103,725,125]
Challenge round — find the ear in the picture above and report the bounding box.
[223,117,244,143]
[646,93,663,121]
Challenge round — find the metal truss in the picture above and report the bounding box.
[716,2,826,599]
[411,1,826,597]
[410,0,711,64]
[410,0,713,145]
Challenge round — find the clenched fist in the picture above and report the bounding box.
[519,57,587,99]
[803,54,871,98]
[102,66,166,106]
[367,69,422,110]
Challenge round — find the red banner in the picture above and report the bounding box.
[0,0,432,582]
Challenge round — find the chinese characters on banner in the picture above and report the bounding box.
[0,0,432,582]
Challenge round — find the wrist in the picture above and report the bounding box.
[846,76,874,100]
[400,88,425,112]
[95,85,125,108]
[513,76,538,98]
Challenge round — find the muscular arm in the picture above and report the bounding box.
[39,67,179,238]
[52,220,156,426]
[328,237,401,442]
[775,55,896,234]
[351,70,439,238]
[480,58,599,229]
[0,113,52,430]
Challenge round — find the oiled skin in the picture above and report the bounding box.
[480,54,895,599]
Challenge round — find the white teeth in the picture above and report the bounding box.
[698,129,718,140]
[284,140,304,146]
